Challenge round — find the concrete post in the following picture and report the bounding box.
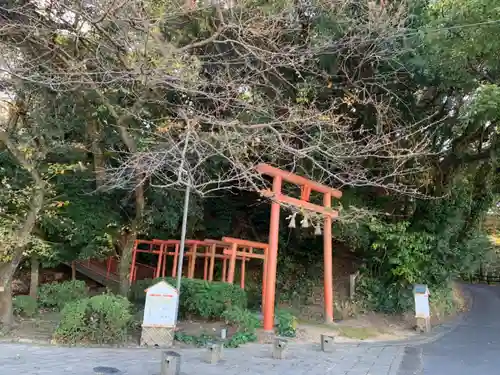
[320,334,336,352]
[272,338,289,359]
[205,342,224,364]
[160,351,181,375]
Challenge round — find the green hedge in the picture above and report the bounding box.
[38,280,88,311]
[130,277,247,319]
[53,294,133,344]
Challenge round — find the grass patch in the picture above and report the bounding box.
[336,326,379,340]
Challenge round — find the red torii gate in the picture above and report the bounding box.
[256,163,342,331]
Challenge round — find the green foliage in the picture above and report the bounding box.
[13,295,38,318]
[221,306,260,347]
[2,0,500,327]
[221,305,260,333]
[275,309,298,337]
[38,280,88,310]
[173,307,260,348]
[354,174,496,314]
[368,221,435,285]
[173,332,214,347]
[424,0,500,84]
[130,278,247,319]
[180,279,247,319]
[53,294,133,344]
[128,278,152,303]
[429,284,457,318]
[225,331,257,348]
[276,254,318,306]
[356,275,413,314]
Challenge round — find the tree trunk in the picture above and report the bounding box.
[116,125,145,296]
[0,130,46,327]
[87,121,105,188]
[100,96,145,296]
[0,283,13,328]
[115,181,144,296]
[0,263,15,328]
[117,232,137,296]
[29,256,40,299]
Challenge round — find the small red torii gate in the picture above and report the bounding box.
[256,163,342,331]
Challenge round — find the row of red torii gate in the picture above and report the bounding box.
[74,164,342,331]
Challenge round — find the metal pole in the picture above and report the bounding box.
[176,185,191,292]
[174,127,191,323]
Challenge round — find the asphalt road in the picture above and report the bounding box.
[404,284,500,374]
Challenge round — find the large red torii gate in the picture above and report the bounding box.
[256,163,342,331]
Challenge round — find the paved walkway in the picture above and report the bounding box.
[0,340,403,375]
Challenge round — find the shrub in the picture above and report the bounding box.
[356,276,413,314]
[174,332,214,347]
[182,279,247,318]
[222,305,260,333]
[430,283,464,320]
[276,309,297,337]
[221,306,260,347]
[53,294,133,344]
[38,280,88,310]
[244,282,263,311]
[130,277,247,319]
[334,299,362,320]
[13,295,38,318]
[129,278,153,303]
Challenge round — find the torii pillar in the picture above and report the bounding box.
[256,164,342,331]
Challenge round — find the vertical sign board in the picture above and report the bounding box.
[140,281,179,347]
[413,284,430,318]
[143,281,179,327]
[413,284,431,333]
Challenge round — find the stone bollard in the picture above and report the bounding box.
[93,367,121,375]
[205,341,224,364]
[160,351,181,375]
[320,334,336,352]
[272,338,289,359]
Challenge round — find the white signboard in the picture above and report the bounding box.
[142,281,179,327]
[413,284,430,318]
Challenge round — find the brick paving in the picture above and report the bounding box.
[0,341,404,375]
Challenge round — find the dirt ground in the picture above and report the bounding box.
[0,313,414,345]
[1,288,467,346]
[0,311,60,343]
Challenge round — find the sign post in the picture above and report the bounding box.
[140,280,179,347]
[413,284,431,333]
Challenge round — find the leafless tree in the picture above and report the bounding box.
[0,0,437,300]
